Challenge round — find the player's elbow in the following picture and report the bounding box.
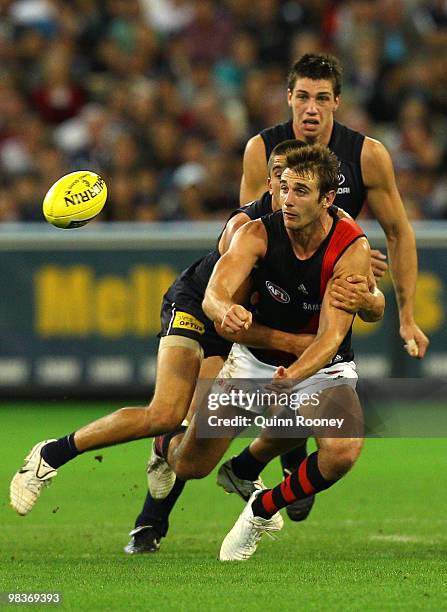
[359,301,385,323]
[384,218,415,244]
[359,309,383,323]
[202,291,213,321]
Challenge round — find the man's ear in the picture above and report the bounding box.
[287,89,292,108]
[268,177,273,194]
[322,190,336,209]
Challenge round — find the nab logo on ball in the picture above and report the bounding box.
[43,170,107,229]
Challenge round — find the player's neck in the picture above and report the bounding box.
[292,118,334,147]
[288,213,333,260]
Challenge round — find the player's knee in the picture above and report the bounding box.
[141,403,184,436]
[175,456,212,481]
[325,439,362,478]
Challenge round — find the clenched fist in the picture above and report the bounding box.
[221,304,252,334]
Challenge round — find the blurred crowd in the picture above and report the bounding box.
[0,0,446,222]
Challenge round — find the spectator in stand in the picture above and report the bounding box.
[0,0,445,222]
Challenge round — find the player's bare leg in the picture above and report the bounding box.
[165,414,233,481]
[220,385,364,560]
[10,338,204,515]
[126,355,225,554]
[75,342,202,451]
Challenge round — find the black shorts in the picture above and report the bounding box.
[159,279,231,359]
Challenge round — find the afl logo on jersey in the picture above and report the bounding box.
[266,281,290,304]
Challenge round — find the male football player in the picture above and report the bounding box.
[240,53,428,510]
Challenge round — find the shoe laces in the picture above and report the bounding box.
[26,476,48,496]
[247,516,279,544]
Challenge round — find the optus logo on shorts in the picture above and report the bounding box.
[172,311,205,334]
[265,281,290,304]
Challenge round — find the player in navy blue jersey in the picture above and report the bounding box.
[240,53,429,516]
[241,53,427,360]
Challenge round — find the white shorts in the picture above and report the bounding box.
[211,343,358,414]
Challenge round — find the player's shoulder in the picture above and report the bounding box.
[336,216,364,235]
[329,217,367,258]
[330,121,365,162]
[361,136,395,186]
[235,216,266,238]
[361,136,391,165]
[243,133,265,155]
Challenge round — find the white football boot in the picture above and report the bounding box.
[219,490,283,561]
[10,440,58,515]
[146,440,176,500]
[217,458,266,501]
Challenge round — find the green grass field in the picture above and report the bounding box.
[1,403,447,611]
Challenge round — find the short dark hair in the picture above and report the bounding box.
[287,54,343,97]
[267,139,306,175]
[284,144,339,198]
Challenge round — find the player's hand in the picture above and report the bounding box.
[221,304,252,334]
[400,320,429,359]
[335,206,352,220]
[269,366,296,391]
[370,249,388,280]
[329,275,369,313]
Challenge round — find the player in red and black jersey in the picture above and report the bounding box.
[202,144,375,560]
[151,145,382,561]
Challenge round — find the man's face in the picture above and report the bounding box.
[287,78,339,142]
[280,167,332,230]
[268,154,286,211]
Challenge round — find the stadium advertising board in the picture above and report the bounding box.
[0,226,445,395]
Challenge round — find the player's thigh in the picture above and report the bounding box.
[250,435,307,463]
[185,355,226,422]
[151,337,202,420]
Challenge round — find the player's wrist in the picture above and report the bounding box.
[399,311,415,327]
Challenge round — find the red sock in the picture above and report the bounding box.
[252,451,336,519]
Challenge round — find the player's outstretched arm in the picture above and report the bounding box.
[203,221,267,333]
[361,137,429,357]
[274,238,371,382]
[240,135,268,205]
[215,319,315,357]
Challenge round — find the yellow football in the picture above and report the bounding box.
[43,170,107,229]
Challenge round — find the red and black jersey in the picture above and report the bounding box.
[250,208,365,366]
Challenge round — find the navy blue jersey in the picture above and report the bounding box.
[259,120,366,218]
[170,191,273,301]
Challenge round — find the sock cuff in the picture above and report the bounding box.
[161,426,187,459]
[67,432,81,455]
[306,451,335,490]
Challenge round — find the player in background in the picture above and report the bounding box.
[240,53,428,513]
